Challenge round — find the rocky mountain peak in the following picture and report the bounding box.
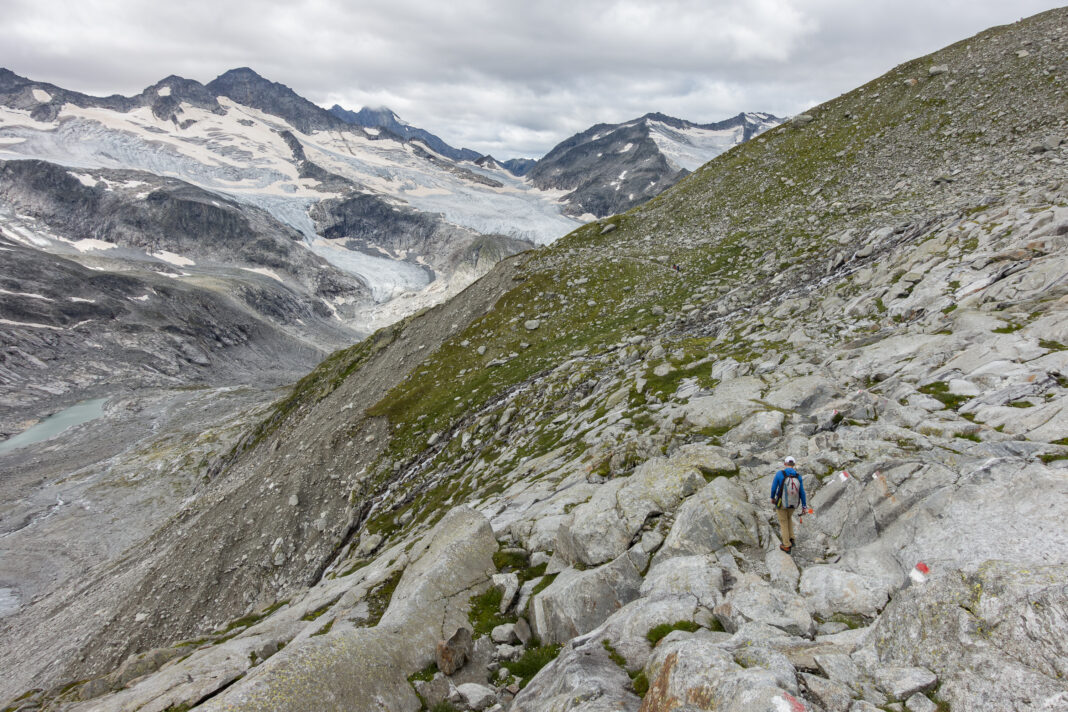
[206,67,348,133]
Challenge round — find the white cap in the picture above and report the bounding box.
[784,456,796,465]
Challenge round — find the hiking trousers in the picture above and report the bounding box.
[776,507,795,546]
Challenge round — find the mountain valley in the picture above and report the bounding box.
[1,7,1067,712]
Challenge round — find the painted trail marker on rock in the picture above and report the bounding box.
[909,562,930,584]
[839,470,851,482]
[775,692,807,712]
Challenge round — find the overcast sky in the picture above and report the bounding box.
[2,1,1064,158]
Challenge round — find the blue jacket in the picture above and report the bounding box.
[770,468,807,509]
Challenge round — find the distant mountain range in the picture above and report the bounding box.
[0,64,778,431]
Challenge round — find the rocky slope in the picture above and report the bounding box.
[3,8,1068,712]
[0,158,368,435]
[529,112,780,218]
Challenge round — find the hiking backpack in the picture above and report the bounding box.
[779,471,801,509]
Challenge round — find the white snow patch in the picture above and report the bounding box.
[240,266,284,283]
[131,294,151,302]
[157,86,172,97]
[69,297,96,303]
[0,288,53,301]
[151,250,195,267]
[0,318,63,330]
[69,172,99,188]
[32,88,52,103]
[68,239,118,252]
[618,170,628,180]
[308,238,429,302]
[619,142,633,153]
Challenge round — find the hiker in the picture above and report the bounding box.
[770,456,807,553]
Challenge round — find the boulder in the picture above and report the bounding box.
[724,410,784,446]
[584,594,708,672]
[437,627,474,675]
[198,507,497,712]
[510,642,640,712]
[801,672,854,712]
[554,479,631,566]
[456,682,497,711]
[530,548,647,645]
[873,666,937,701]
[714,573,816,638]
[490,623,517,644]
[678,377,765,431]
[855,561,1068,711]
[799,566,890,618]
[491,573,519,614]
[765,548,800,592]
[764,376,841,414]
[640,555,724,609]
[640,635,803,712]
[556,455,706,567]
[653,478,763,563]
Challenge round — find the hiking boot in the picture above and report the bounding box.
[790,538,796,547]
[779,544,792,554]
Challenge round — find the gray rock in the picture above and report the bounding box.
[765,548,800,592]
[801,672,855,712]
[856,561,1068,711]
[764,376,840,414]
[456,682,497,711]
[413,674,451,708]
[509,642,639,712]
[491,573,519,614]
[197,507,497,712]
[490,623,517,644]
[513,616,532,646]
[640,555,724,609]
[437,627,474,675]
[555,454,706,566]
[583,594,706,672]
[905,692,938,712]
[928,65,948,76]
[724,409,785,446]
[530,548,646,645]
[678,377,765,431]
[654,477,763,563]
[714,573,816,638]
[524,319,540,331]
[873,666,937,701]
[799,566,889,618]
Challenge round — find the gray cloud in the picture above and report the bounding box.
[1,0,1062,157]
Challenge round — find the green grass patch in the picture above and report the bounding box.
[1039,452,1068,465]
[992,322,1023,334]
[493,549,529,571]
[310,619,334,637]
[301,602,333,621]
[1007,400,1034,408]
[955,432,981,442]
[364,569,403,627]
[1039,339,1066,351]
[602,639,628,669]
[918,381,971,410]
[408,662,438,683]
[530,573,557,597]
[646,620,702,645]
[632,670,649,697]
[501,644,562,688]
[468,587,515,638]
